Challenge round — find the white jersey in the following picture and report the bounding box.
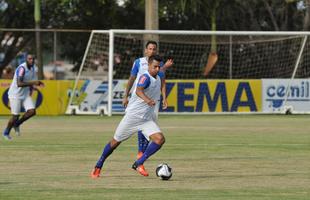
[131,57,149,81]
[131,57,165,90]
[125,71,161,120]
[130,57,164,118]
[8,63,37,100]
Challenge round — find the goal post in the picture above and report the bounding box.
[282,35,308,114]
[108,30,114,117]
[65,30,110,115]
[66,30,310,115]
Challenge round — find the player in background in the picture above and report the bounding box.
[122,41,173,176]
[91,55,166,178]
[2,53,44,140]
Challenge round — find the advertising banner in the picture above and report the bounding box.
[0,80,74,115]
[70,80,127,113]
[163,80,262,112]
[262,79,310,113]
[1,79,263,115]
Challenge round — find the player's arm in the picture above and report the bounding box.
[136,86,155,106]
[161,78,168,110]
[31,66,44,89]
[16,67,43,87]
[123,75,136,107]
[123,59,139,107]
[160,58,174,72]
[135,75,155,106]
[159,72,168,110]
[17,79,43,87]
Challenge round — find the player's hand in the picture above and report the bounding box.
[164,59,174,69]
[35,81,44,87]
[122,97,129,108]
[162,99,168,110]
[147,99,156,106]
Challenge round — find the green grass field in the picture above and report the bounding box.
[0,115,309,200]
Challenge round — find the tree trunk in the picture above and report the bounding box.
[35,0,44,79]
[144,0,159,46]
[263,0,280,31]
[204,0,219,77]
[303,0,310,30]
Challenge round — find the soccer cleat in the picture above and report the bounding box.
[90,167,101,179]
[137,151,143,160]
[132,162,149,177]
[14,126,20,136]
[3,129,12,141]
[3,134,12,141]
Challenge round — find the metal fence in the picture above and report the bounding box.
[0,28,91,80]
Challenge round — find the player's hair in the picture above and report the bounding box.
[148,55,162,64]
[145,40,158,48]
[26,53,35,59]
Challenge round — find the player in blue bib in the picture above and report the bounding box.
[122,41,173,175]
[91,55,167,178]
[2,54,44,140]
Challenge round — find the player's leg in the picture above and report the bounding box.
[91,138,121,178]
[13,115,20,136]
[14,96,36,129]
[91,114,139,178]
[132,120,164,176]
[133,132,165,166]
[3,115,19,140]
[135,131,150,176]
[137,110,158,158]
[3,98,21,140]
[137,131,149,159]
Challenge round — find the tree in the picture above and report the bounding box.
[0,0,34,78]
[0,0,142,77]
[0,0,309,78]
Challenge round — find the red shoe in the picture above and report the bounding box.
[137,151,143,159]
[137,165,149,176]
[91,167,101,179]
[132,162,149,177]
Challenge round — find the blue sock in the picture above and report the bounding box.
[137,131,145,152]
[14,116,20,127]
[141,136,149,153]
[95,143,114,169]
[3,128,10,136]
[136,142,162,166]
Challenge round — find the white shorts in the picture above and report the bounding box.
[9,96,35,115]
[113,114,161,142]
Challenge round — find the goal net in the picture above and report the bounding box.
[66,30,310,115]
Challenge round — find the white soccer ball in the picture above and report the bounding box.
[156,163,172,180]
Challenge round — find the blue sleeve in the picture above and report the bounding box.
[158,71,165,79]
[137,74,151,89]
[16,66,25,80]
[158,61,165,78]
[131,59,140,76]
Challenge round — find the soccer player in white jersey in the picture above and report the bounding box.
[122,41,173,176]
[91,55,166,178]
[2,54,44,140]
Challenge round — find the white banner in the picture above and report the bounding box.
[77,80,127,113]
[262,79,310,113]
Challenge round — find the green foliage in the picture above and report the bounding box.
[0,0,309,77]
[159,0,306,30]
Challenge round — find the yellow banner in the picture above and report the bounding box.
[165,80,262,112]
[0,80,75,115]
[0,80,262,115]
